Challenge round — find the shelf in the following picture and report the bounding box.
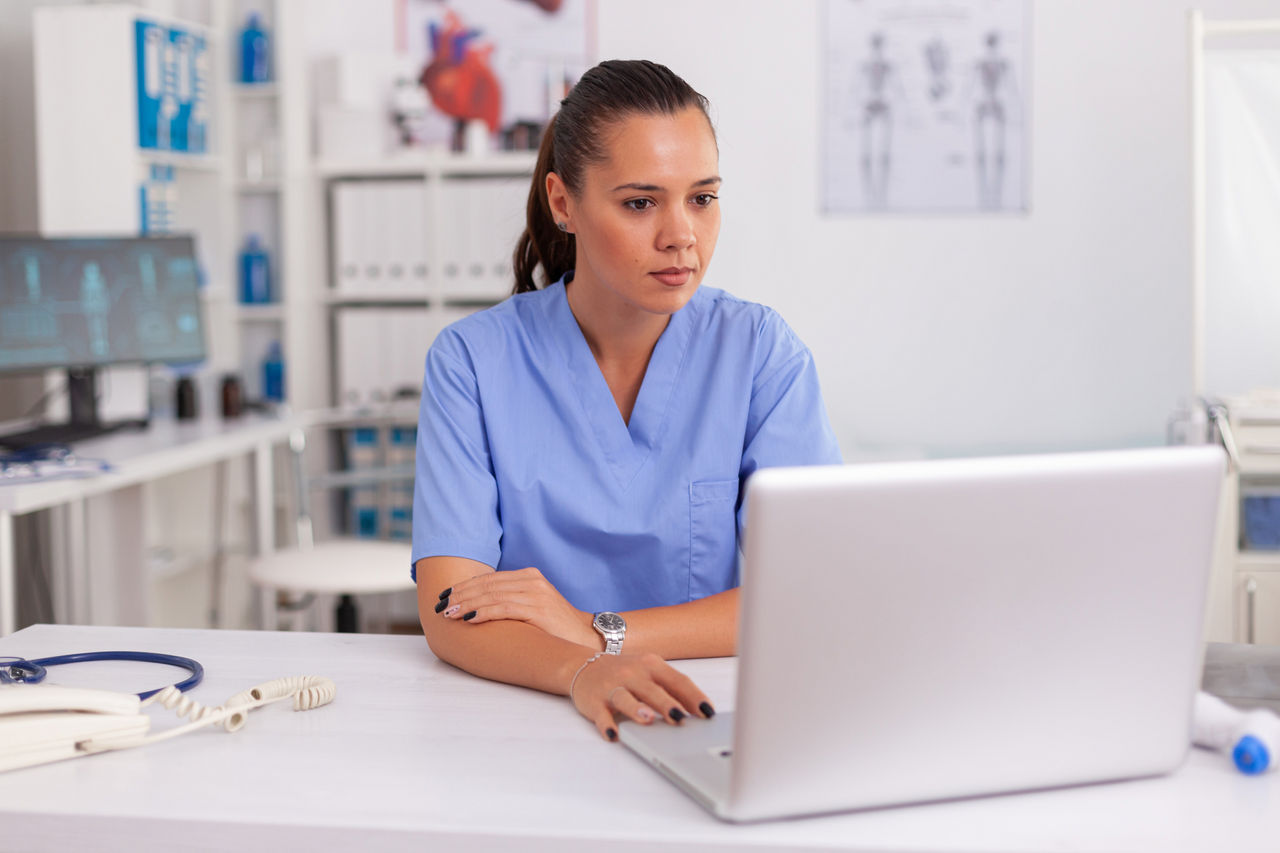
[139,149,221,171]
[308,464,414,491]
[238,303,285,322]
[1238,551,1280,570]
[236,180,281,194]
[233,82,278,99]
[326,291,431,306]
[314,150,537,179]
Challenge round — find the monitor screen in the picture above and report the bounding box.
[0,234,206,373]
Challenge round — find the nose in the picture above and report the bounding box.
[658,206,695,252]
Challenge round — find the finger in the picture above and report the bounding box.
[625,678,687,725]
[646,657,717,719]
[591,706,619,742]
[610,688,658,725]
[440,580,538,616]
[448,601,530,625]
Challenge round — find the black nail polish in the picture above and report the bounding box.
[462,610,477,621]
[699,701,715,718]
[433,598,449,614]
[669,707,685,723]
[606,728,617,741]
[438,587,452,600]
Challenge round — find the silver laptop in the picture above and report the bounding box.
[619,446,1226,822]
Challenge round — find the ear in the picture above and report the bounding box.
[545,172,574,233]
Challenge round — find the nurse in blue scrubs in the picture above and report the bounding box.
[413,60,841,741]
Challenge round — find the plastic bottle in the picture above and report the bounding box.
[262,342,284,403]
[239,13,270,84]
[1192,691,1280,775]
[239,235,271,304]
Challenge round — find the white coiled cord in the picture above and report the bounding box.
[80,675,336,754]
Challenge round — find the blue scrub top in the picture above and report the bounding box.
[411,276,841,613]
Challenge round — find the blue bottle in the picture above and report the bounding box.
[239,13,270,83]
[262,341,284,402]
[239,235,271,304]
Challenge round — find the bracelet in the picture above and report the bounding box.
[568,652,608,703]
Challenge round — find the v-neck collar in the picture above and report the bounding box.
[542,276,699,490]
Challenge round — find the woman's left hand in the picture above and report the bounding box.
[434,567,600,649]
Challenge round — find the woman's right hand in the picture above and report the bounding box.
[569,652,716,741]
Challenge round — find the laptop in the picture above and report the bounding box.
[619,445,1226,822]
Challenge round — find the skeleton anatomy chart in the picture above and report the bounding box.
[822,0,1028,214]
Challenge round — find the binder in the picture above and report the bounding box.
[188,34,210,153]
[331,182,362,294]
[438,179,466,299]
[169,27,193,152]
[345,427,381,538]
[334,308,382,407]
[384,425,417,541]
[135,20,164,149]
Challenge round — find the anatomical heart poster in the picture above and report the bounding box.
[821,0,1029,214]
[402,0,592,149]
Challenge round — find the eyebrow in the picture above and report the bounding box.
[610,176,722,193]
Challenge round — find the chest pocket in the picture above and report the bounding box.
[689,479,741,600]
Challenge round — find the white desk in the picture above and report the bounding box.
[0,624,1276,852]
[0,415,295,635]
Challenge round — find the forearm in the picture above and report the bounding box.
[620,587,738,660]
[417,557,594,695]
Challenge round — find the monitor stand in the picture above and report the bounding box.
[0,368,145,451]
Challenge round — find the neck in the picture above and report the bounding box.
[564,272,671,367]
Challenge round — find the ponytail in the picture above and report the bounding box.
[513,113,574,294]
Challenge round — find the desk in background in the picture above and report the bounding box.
[0,623,1276,852]
[0,415,295,635]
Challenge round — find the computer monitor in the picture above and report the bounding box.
[0,234,206,449]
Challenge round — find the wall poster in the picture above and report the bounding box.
[398,0,592,151]
[821,0,1029,214]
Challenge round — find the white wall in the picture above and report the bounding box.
[3,0,1276,455]
[598,0,1280,458]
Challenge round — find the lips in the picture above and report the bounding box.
[650,267,694,287]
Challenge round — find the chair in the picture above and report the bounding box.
[248,426,416,632]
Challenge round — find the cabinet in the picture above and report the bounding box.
[1225,400,1280,644]
[318,153,535,408]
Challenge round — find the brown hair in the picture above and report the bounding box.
[511,60,713,294]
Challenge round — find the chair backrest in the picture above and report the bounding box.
[288,427,315,550]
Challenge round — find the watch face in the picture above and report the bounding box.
[596,612,625,632]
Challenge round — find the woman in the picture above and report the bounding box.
[413,60,840,741]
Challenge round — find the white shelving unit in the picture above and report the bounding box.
[1223,401,1280,644]
[320,152,535,409]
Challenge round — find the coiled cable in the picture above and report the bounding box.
[79,675,337,754]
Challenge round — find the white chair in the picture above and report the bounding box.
[248,426,416,632]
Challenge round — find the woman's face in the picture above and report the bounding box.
[550,107,721,318]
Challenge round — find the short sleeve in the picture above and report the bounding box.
[738,312,842,533]
[410,337,503,580]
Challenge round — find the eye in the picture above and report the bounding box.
[623,198,654,211]
[692,193,719,207]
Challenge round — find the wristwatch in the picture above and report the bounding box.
[592,611,626,655]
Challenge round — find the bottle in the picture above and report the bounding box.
[175,375,199,420]
[262,341,285,403]
[239,235,271,304]
[1192,691,1280,775]
[220,374,243,419]
[239,13,270,84]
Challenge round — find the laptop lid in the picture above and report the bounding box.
[724,446,1224,821]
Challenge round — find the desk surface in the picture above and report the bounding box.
[0,414,294,515]
[0,625,1277,852]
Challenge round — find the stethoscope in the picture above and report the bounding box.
[0,651,203,699]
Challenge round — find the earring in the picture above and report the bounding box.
[556,221,568,233]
